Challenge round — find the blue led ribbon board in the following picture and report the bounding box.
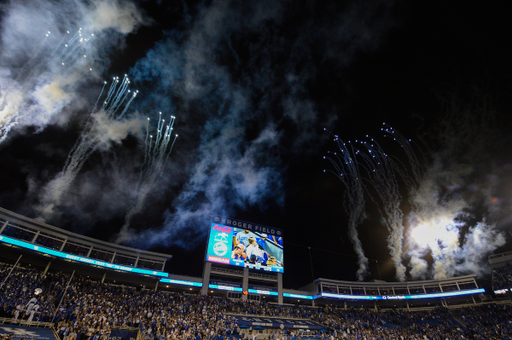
[320,288,485,300]
[160,278,203,287]
[283,293,313,300]
[0,235,168,277]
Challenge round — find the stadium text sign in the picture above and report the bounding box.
[229,315,323,330]
[211,216,283,236]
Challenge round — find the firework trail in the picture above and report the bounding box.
[325,125,423,281]
[1,29,94,143]
[381,123,425,191]
[116,112,178,243]
[327,106,507,282]
[37,76,139,220]
[324,129,370,281]
[378,123,441,279]
[354,136,407,282]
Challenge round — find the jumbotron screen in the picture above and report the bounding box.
[206,217,284,273]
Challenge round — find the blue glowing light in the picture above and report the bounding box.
[209,284,243,292]
[0,235,169,277]
[283,293,313,300]
[248,289,278,296]
[320,289,485,300]
[160,278,203,287]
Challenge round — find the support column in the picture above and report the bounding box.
[242,267,249,301]
[0,220,8,234]
[201,262,212,296]
[31,231,40,243]
[277,273,283,305]
[43,260,52,275]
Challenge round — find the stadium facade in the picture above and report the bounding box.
[0,206,492,309]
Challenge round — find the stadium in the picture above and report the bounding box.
[1,0,512,339]
[2,206,512,340]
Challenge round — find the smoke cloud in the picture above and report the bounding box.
[404,91,509,279]
[0,0,147,142]
[120,0,399,247]
[36,109,145,221]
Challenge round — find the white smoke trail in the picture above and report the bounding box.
[326,135,408,281]
[116,113,178,243]
[324,132,370,281]
[356,139,408,281]
[37,77,143,221]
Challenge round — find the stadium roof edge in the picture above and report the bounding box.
[312,274,478,287]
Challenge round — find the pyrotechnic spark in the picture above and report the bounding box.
[38,77,140,220]
[328,111,507,281]
[352,137,407,281]
[325,125,427,281]
[381,122,425,191]
[323,128,370,281]
[117,112,178,243]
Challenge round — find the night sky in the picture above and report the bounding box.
[1,0,511,290]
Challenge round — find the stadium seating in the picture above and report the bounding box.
[1,262,512,340]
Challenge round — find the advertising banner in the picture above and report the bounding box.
[229,315,323,330]
[0,324,57,340]
[108,329,138,340]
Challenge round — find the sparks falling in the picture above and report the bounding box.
[324,128,370,281]
[117,112,178,244]
[37,76,139,220]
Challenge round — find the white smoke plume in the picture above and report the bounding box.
[0,0,146,143]
[37,109,145,221]
[461,222,506,277]
[404,91,509,279]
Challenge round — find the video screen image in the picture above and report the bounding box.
[206,223,284,273]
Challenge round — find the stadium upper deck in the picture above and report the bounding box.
[0,206,491,308]
[0,207,171,277]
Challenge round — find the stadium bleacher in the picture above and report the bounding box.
[1,261,512,340]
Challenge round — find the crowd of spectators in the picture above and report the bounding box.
[311,304,512,339]
[2,262,512,340]
[492,264,512,291]
[0,263,241,340]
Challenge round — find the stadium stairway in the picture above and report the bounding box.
[447,310,466,329]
